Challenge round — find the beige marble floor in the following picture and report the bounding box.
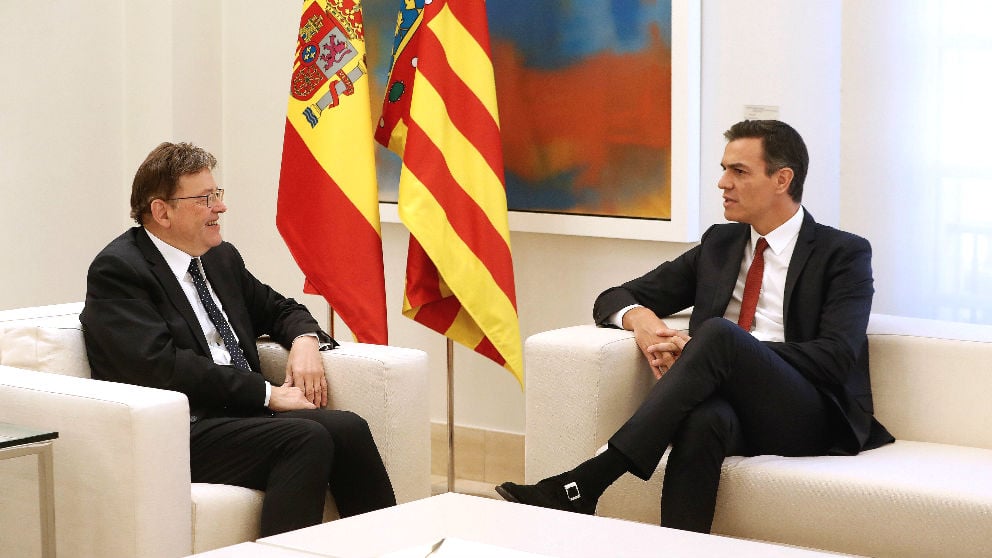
[430,423,523,499]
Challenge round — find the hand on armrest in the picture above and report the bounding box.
[284,335,327,407]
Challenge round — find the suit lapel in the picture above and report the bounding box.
[135,228,210,355]
[782,210,817,327]
[134,228,212,356]
[712,227,749,318]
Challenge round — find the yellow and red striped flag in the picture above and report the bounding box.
[377,0,523,384]
[278,0,388,345]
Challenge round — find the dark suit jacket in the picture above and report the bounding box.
[593,210,893,455]
[80,227,335,421]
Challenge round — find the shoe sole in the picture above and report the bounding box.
[494,484,520,504]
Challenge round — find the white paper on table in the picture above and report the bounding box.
[377,537,555,558]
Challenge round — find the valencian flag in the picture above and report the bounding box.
[377,0,523,384]
[278,0,388,345]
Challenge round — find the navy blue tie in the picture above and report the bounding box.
[188,258,252,371]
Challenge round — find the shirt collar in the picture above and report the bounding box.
[145,227,196,282]
[751,206,804,255]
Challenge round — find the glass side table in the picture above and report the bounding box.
[1,421,58,558]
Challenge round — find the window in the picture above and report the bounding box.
[930,1,992,322]
[844,0,992,325]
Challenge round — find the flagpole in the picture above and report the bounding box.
[446,338,455,493]
[327,303,335,339]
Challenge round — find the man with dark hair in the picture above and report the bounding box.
[81,142,395,536]
[723,119,808,202]
[497,120,893,533]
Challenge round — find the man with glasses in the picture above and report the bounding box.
[80,142,395,536]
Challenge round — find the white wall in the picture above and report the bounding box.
[0,0,220,307]
[0,2,129,307]
[1,1,847,435]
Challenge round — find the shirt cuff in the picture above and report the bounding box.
[264,382,271,407]
[611,304,644,329]
[294,332,333,351]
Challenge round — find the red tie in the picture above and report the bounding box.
[738,237,769,332]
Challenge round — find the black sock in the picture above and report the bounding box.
[565,445,630,501]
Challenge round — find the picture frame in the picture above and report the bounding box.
[374,0,700,243]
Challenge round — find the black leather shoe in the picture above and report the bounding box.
[495,472,596,515]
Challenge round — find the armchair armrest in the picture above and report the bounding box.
[0,365,192,558]
[524,313,691,480]
[256,340,431,504]
[523,325,653,482]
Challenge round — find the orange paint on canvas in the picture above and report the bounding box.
[492,23,672,219]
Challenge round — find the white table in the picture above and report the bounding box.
[211,493,859,558]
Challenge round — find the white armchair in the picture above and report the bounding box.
[0,303,431,558]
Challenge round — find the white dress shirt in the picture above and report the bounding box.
[612,207,805,343]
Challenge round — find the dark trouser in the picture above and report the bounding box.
[190,408,395,536]
[609,318,832,533]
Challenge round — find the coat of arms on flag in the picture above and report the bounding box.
[290,1,367,127]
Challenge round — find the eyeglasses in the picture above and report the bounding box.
[166,189,225,208]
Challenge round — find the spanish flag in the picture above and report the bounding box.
[378,0,523,385]
[278,0,388,345]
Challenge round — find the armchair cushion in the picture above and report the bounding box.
[0,303,90,378]
[189,483,264,553]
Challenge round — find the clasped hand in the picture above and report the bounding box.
[642,330,690,379]
[624,307,691,379]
